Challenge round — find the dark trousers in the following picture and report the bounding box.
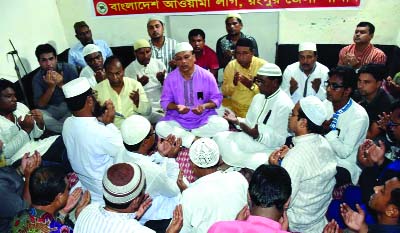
[144,219,172,233]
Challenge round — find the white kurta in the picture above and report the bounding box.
[0,102,58,165]
[323,99,369,184]
[214,89,293,169]
[74,203,155,233]
[180,170,248,233]
[115,150,180,223]
[62,116,124,204]
[282,62,329,104]
[281,134,337,233]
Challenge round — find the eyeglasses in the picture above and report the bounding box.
[145,130,156,139]
[253,77,264,84]
[324,81,345,91]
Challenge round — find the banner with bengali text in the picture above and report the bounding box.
[93,0,361,17]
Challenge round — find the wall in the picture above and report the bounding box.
[278,0,400,44]
[0,0,69,82]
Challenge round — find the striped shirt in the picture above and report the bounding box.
[338,43,387,69]
[149,36,178,73]
[74,203,155,233]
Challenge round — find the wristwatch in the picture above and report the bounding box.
[250,84,256,90]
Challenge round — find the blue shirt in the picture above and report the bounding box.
[32,62,78,108]
[68,39,113,68]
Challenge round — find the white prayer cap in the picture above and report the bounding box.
[120,115,151,146]
[299,96,327,126]
[133,39,151,50]
[298,42,317,52]
[82,44,101,57]
[62,77,91,98]
[103,162,145,204]
[175,42,193,54]
[147,16,164,25]
[226,12,241,20]
[189,138,220,168]
[257,63,282,77]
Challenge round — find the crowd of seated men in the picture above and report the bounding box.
[0,13,399,233]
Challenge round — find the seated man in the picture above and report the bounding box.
[11,166,90,232]
[62,77,124,203]
[269,96,337,233]
[180,138,248,233]
[68,21,113,69]
[222,38,267,117]
[117,115,181,232]
[125,39,166,123]
[323,66,369,185]
[209,164,292,233]
[282,42,329,104]
[95,56,151,128]
[357,63,392,139]
[155,42,229,148]
[341,176,400,233]
[79,44,107,87]
[214,63,293,170]
[74,162,155,233]
[0,150,41,232]
[33,43,78,133]
[216,13,259,69]
[188,29,219,81]
[338,21,386,69]
[0,79,67,167]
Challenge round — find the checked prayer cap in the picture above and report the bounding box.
[120,115,151,146]
[82,44,101,57]
[257,63,282,77]
[103,162,145,204]
[226,12,242,20]
[189,138,220,168]
[299,96,327,126]
[133,39,151,51]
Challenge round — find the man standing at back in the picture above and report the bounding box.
[147,17,178,72]
[216,13,259,69]
[282,42,329,104]
[338,22,386,69]
[188,29,219,81]
[69,21,113,69]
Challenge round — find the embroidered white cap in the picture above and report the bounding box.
[134,39,151,50]
[120,115,151,146]
[299,96,327,126]
[257,63,282,77]
[189,138,220,168]
[62,77,91,98]
[175,42,193,54]
[82,44,101,57]
[298,42,317,52]
[103,162,145,204]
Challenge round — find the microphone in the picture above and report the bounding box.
[7,50,17,55]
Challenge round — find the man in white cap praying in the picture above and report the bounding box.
[94,56,151,128]
[214,63,293,170]
[79,44,106,87]
[74,162,155,233]
[117,115,181,232]
[180,138,248,233]
[216,13,259,69]
[125,39,167,123]
[155,42,228,148]
[147,17,178,72]
[269,96,337,233]
[282,42,329,104]
[62,77,124,204]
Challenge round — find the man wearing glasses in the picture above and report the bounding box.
[214,63,293,170]
[322,66,369,185]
